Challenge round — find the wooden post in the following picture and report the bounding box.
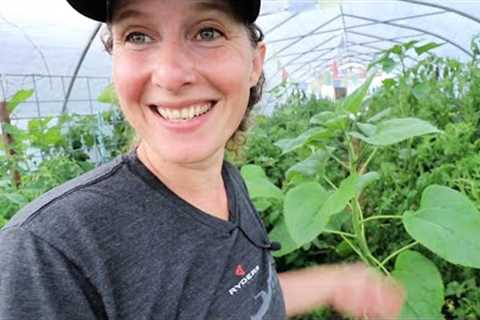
[334,87,347,100]
[0,101,21,188]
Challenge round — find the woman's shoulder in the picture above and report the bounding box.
[3,155,130,233]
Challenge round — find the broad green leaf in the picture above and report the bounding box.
[2,193,27,206]
[350,118,440,146]
[284,182,331,246]
[318,174,358,218]
[403,185,480,268]
[339,74,374,113]
[6,89,34,114]
[391,45,403,55]
[310,111,336,125]
[404,40,420,50]
[367,108,392,123]
[287,174,310,187]
[324,114,349,130]
[382,57,397,73]
[382,79,397,89]
[97,84,119,105]
[286,149,330,180]
[252,198,272,212]
[44,127,63,146]
[28,117,52,135]
[335,240,354,257]
[356,172,380,193]
[412,83,431,100]
[285,175,359,246]
[240,164,266,181]
[240,165,283,201]
[415,42,443,55]
[357,122,377,137]
[274,127,330,155]
[269,219,299,257]
[392,251,444,320]
[326,210,351,232]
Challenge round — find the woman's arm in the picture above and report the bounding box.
[278,263,404,319]
[0,227,106,320]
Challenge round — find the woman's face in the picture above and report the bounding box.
[111,0,265,166]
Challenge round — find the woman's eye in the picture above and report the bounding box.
[195,28,223,41]
[125,32,152,45]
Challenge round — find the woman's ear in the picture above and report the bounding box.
[250,42,267,87]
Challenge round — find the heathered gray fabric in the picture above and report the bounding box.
[0,152,286,320]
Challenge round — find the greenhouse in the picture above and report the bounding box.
[1,0,480,319]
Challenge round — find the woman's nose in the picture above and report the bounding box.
[150,40,196,92]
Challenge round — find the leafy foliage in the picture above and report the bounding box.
[237,39,480,319]
[403,186,480,268]
[0,90,134,225]
[392,250,444,320]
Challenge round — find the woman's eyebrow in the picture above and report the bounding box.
[113,8,145,23]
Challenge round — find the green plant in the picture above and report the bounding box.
[241,69,479,319]
[0,87,134,226]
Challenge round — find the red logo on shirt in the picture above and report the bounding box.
[235,264,246,277]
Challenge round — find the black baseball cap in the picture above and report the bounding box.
[66,0,261,23]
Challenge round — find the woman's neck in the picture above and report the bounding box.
[136,143,230,221]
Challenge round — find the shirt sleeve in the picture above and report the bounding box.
[0,227,107,320]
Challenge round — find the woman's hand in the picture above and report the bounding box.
[328,263,405,319]
[278,262,404,319]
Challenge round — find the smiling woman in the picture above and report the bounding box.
[109,0,265,170]
[101,0,266,154]
[0,1,404,319]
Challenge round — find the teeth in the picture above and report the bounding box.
[180,109,187,119]
[158,109,167,118]
[156,103,213,121]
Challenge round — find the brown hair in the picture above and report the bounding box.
[102,2,265,152]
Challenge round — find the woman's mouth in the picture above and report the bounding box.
[149,101,215,122]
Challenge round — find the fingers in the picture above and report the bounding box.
[329,263,405,320]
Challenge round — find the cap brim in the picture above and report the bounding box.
[66,0,108,22]
[66,0,260,23]
[230,0,261,23]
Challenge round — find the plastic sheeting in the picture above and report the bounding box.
[1,0,479,118]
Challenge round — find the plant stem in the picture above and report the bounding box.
[355,198,366,236]
[369,254,391,276]
[340,234,369,265]
[324,229,356,238]
[329,152,349,170]
[351,197,376,267]
[346,137,377,268]
[359,148,378,174]
[345,133,357,170]
[323,175,338,190]
[380,241,420,267]
[361,215,403,224]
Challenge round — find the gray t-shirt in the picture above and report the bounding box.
[0,152,286,319]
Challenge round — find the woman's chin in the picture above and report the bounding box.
[143,142,225,167]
